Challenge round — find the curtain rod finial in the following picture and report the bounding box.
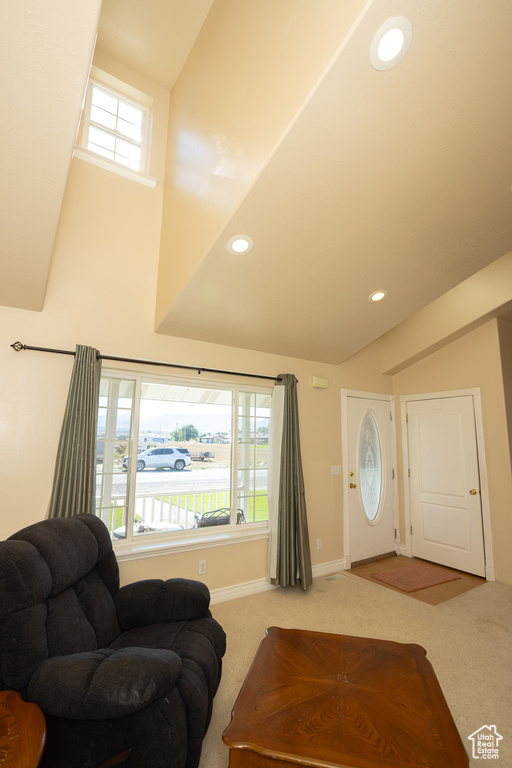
[11,341,25,352]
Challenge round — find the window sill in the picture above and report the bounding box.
[113,524,269,563]
[73,146,158,188]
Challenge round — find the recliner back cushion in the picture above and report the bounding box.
[11,517,101,594]
[0,516,121,690]
[1,604,49,690]
[0,540,51,689]
[46,572,120,657]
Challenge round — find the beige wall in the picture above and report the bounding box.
[1,55,366,591]
[331,316,512,587]
[339,340,393,395]
[498,318,512,464]
[2,47,511,595]
[379,250,512,375]
[330,319,512,587]
[391,320,512,585]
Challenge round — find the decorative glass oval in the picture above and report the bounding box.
[359,413,383,522]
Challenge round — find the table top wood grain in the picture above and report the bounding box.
[0,690,46,768]
[223,626,469,768]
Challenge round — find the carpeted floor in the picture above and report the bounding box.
[201,571,512,767]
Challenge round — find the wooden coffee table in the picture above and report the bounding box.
[223,627,469,767]
[0,690,46,767]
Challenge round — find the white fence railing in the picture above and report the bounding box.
[103,488,230,536]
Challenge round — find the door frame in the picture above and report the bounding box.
[400,388,495,581]
[341,389,400,569]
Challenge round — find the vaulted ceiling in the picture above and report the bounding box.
[3,1,512,363]
[1,0,102,310]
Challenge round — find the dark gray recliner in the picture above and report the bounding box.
[0,513,226,767]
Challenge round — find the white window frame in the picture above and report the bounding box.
[97,369,272,562]
[74,67,158,188]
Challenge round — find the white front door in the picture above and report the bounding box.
[406,395,485,576]
[343,393,397,566]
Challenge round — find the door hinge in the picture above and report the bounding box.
[394,528,397,540]
[406,413,409,422]
[410,525,413,535]
[390,411,393,421]
[408,468,411,478]
[392,468,395,479]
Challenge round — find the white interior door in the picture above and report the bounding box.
[407,395,485,576]
[343,394,397,566]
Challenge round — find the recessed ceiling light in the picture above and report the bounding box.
[370,17,412,71]
[369,290,388,302]
[227,235,253,255]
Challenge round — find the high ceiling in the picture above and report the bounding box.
[3,1,512,363]
[97,0,214,91]
[0,0,102,311]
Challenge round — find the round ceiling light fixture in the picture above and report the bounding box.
[369,289,388,302]
[370,17,412,71]
[227,235,254,255]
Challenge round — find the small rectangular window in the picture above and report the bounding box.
[82,80,150,174]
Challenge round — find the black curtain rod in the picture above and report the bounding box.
[10,341,281,383]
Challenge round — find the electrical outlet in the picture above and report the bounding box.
[317,538,322,550]
[198,560,207,575]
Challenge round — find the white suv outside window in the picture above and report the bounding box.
[123,447,191,472]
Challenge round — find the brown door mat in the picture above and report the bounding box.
[347,555,486,605]
[371,561,461,592]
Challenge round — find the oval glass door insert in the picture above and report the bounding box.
[359,413,382,522]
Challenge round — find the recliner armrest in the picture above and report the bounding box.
[114,578,210,630]
[27,646,182,719]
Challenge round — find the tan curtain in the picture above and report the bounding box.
[271,374,313,590]
[48,345,101,518]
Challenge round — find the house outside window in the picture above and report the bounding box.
[95,371,272,546]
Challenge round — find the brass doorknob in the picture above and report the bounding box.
[350,483,357,489]
[469,489,478,495]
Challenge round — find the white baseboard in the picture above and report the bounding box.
[210,559,347,605]
[312,559,347,578]
[398,543,413,557]
[210,552,494,605]
[210,578,277,605]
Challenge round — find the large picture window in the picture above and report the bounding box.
[95,372,272,545]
